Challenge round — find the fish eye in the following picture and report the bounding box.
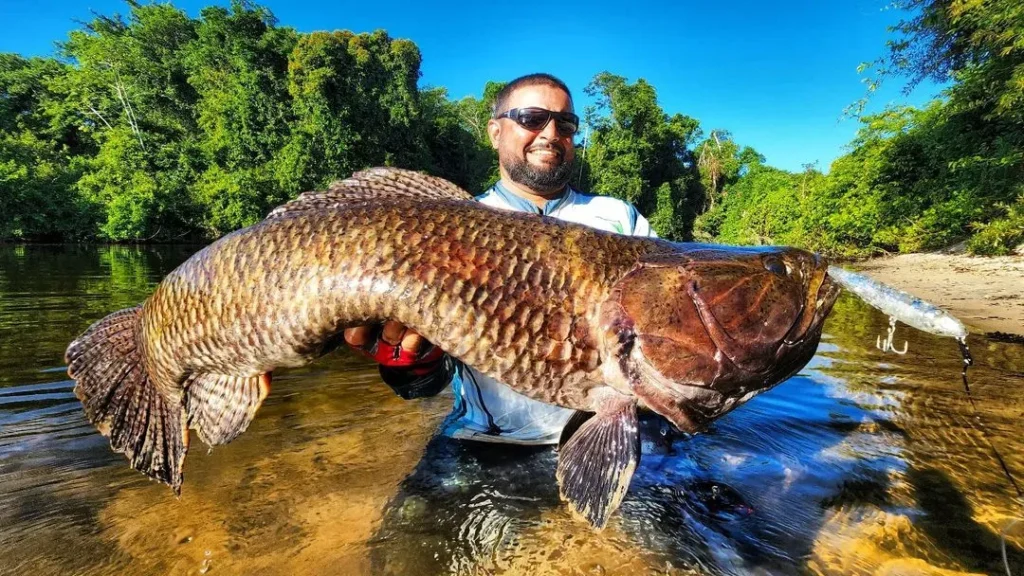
[762,255,787,277]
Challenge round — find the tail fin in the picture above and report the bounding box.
[65,306,188,493]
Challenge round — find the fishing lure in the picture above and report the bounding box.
[826,265,969,345]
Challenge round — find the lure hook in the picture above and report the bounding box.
[876,316,908,355]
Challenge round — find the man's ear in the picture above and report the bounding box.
[487,119,501,150]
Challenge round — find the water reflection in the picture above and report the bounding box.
[0,244,1022,575]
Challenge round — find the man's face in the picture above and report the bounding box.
[488,84,576,195]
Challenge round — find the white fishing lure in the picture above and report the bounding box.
[826,265,969,342]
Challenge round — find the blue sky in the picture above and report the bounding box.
[1,0,945,173]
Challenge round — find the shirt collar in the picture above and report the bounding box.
[491,179,574,216]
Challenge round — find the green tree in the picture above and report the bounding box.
[183,2,298,234]
[55,1,201,240]
[854,0,1024,254]
[579,72,701,240]
[711,165,808,248]
[278,29,431,196]
[691,131,764,241]
[0,53,92,240]
[417,85,496,192]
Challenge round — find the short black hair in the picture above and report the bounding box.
[492,73,573,117]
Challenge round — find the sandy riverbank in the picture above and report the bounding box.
[852,252,1024,338]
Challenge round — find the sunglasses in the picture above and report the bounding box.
[496,107,580,137]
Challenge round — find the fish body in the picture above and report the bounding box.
[66,168,840,528]
[142,198,648,410]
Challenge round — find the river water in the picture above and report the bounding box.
[1,244,1022,575]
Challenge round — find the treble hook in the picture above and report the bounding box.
[876,316,909,355]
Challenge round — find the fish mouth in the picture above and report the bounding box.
[783,265,841,347]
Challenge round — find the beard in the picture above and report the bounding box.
[502,144,575,193]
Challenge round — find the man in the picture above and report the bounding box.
[344,72,655,445]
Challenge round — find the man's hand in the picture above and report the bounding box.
[344,320,427,351]
[343,321,453,400]
[343,321,436,366]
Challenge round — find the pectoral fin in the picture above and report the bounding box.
[555,397,640,530]
[184,371,271,446]
[558,409,595,448]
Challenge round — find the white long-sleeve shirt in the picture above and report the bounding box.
[441,180,657,444]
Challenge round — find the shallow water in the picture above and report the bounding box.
[1,244,1022,576]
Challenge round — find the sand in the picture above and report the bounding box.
[853,252,1024,337]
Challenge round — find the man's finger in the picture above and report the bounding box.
[402,330,427,354]
[344,325,376,347]
[381,320,407,345]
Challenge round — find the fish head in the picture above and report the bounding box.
[599,244,840,432]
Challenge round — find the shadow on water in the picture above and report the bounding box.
[2,244,1024,575]
[368,437,561,575]
[908,466,1024,575]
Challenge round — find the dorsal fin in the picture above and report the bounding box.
[267,167,474,219]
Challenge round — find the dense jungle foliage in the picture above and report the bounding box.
[1,0,1021,255]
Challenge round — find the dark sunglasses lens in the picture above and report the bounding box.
[555,118,578,136]
[516,110,550,130]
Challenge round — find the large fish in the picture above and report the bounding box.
[65,168,840,529]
